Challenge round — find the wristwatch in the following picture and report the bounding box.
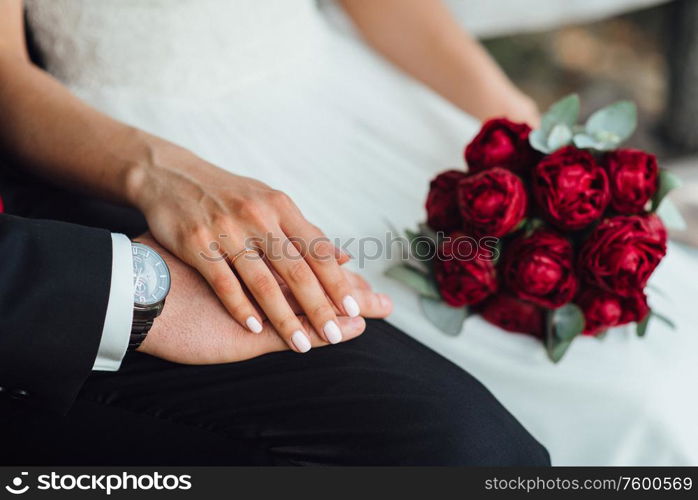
[129,242,171,351]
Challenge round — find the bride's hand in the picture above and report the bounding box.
[131,154,366,353]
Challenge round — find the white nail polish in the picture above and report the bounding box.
[342,295,361,318]
[246,316,263,334]
[323,320,343,344]
[292,330,311,353]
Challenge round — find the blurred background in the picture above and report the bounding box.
[478,0,690,155]
[465,0,698,242]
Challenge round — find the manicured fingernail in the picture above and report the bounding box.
[246,316,263,334]
[342,295,361,318]
[323,320,343,344]
[292,330,311,353]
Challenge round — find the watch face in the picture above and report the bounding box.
[132,243,171,307]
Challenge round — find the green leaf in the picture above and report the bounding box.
[547,338,574,363]
[542,94,580,129]
[529,94,580,154]
[544,305,584,363]
[656,197,687,230]
[651,170,684,212]
[419,296,468,336]
[584,100,637,148]
[523,217,546,237]
[384,265,440,300]
[404,228,419,242]
[636,313,650,337]
[529,129,550,153]
[552,303,585,340]
[546,123,573,151]
[417,222,440,245]
[573,132,599,149]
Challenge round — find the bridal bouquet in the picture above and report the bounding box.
[387,95,682,362]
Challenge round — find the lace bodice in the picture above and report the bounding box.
[25,0,327,97]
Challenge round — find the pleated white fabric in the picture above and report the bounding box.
[25,0,698,465]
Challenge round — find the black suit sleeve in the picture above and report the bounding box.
[0,214,113,415]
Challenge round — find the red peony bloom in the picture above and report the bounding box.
[0,195,3,214]
[502,229,577,308]
[578,214,667,296]
[464,118,540,174]
[532,146,610,230]
[603,149,659,214]
[434,235,498,307]
[480,293,545,337]
[457,167,527,237]
[425,170,468,232]
[576,287,650,336]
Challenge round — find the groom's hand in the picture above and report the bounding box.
[135,234,389,364]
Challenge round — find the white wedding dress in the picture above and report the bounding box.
[25,0,698,465]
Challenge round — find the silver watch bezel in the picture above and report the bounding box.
[131,242,171,310]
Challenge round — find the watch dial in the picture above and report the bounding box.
[132,243,170,306]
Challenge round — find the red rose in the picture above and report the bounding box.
[578,214,667,296]
[576,288,649,336]
[465,118,540,174]
[0,195,3,214]
[457,167,527,237]
[434,235,498,307]
[425,170,468,232]
[502,229,577,308]
[532,146,610,230]
[480,293,545,337]
[603,149,658,214]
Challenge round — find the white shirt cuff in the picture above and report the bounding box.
[92,233,133,371]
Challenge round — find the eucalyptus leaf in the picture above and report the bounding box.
[572,133,601,150]
[651,170,684,212]
[584,100,637,146]
[529,129,551,153]
[529,94,580,154]
[404,228,419,242]
[542,94,580,129]
[636,313,650,337]
[552,303,585,340]
[544,306,582,363]
[656,197,687,231]
[417,222,440,245]
[419,296,468,336]
[546,123,573,151]
[547,337,574,363]
[384,265,440,300]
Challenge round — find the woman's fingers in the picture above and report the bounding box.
[264,231,347,345]
[353,288,393,318]
[343,269,371,291]
[282,220,362,320]
[194,257,265,334]
[233,315,366,361]
[232,251,314,353]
